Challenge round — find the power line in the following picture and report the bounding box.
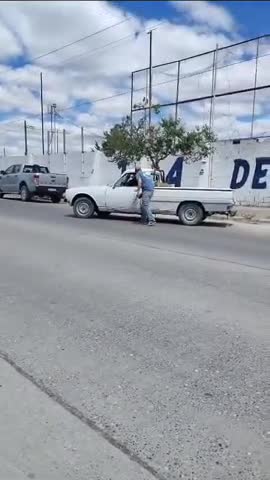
[58,91,129,112]
[51,21,164,69]
[0,16,132,81]
[2,47,270,123]
[1,29,269,129]
[32,17,131,62]
[53,34,135,68]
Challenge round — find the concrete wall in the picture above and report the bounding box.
[0,151,119,189]
[1,138,270,206]
[155,139,270,206]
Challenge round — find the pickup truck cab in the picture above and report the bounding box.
[0,164,68,203]
[65,168,236,226]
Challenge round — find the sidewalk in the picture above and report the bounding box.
[0,356,155,480]
[214,206,270,224]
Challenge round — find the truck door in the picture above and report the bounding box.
[9,164,22,193]
[1,165,15,193]
[106,172,139,212]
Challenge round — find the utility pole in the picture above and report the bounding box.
[53,104,57,154]
[130,72,134,127]
[63,129,66,155]
[24,120,28,156]
[3,147,6,156]
[49,103,57,153]
[175,61,181,122]
[250,38,260,138]
[50,104,53,153]
[40,72,45,155]
[147,30,153,127]
[81,127,84,153]
[47,130,50,155]
[208,44,218,188]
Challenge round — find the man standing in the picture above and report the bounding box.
[135,165,156,226]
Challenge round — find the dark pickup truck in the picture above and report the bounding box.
[0,164,68,202]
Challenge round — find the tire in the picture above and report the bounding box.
[178,202,204,226]
[0,191,3,199]
[20,184,31,202]
[73,196,96,219]
[51,195,61,204]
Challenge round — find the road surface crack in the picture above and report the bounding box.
[0,350,167,480]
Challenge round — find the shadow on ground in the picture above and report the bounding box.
[64,213,232,229]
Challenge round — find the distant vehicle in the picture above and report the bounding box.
[0,164,68,203]
[65,168,236,226]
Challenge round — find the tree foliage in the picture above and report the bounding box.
[97,114,216,171]
[96,116,145,172]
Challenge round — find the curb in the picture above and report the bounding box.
[212,215,270,224]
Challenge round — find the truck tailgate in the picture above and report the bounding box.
[38,173,67,187]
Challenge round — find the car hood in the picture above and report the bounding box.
[65,185,108,200]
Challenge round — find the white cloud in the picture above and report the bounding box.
[0,0,269,155]
[171,1,236,33]
[0,17,23,60]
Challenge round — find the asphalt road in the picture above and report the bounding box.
[0,198,269,480]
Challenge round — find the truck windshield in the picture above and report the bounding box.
[23,165,49,174]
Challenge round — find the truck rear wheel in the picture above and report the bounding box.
[73,197,95,219]
[178,202,204,226]
[51,195,61,204]
[20,184,31,202]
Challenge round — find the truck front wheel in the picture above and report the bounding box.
[73,197,95,219]
[178,202,204,226]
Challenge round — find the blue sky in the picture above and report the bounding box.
[114,1,270,39]
[0,1,270,154]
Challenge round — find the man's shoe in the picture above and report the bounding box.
[147,221,156,226]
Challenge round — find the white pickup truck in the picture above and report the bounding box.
[65,168,236,226]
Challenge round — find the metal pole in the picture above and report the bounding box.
[53,104,56,154]
[209,45,218,129]
[50,105,53,154]
[81,127,84,153]
[209,44,218,187]
[56,129,59,154]
[47,130,50,155]
[130,72,134,126]
[148,30,153,127]
[63,129,66,155]
[175,60,181,122]
[3,147,6,156]
[144,67,148,126]
[250,38,260,138]
[40,72,45,155]
[24,120,28,156]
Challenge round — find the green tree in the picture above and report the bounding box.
[96,116,145,173]
[97,114,216,172]
[144,118,216,169]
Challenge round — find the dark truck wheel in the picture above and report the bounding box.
[20,184,31,202]
[73,197,95,219]
[51,195,62,204]
[178,202,204,226]
[0,191,3,198]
